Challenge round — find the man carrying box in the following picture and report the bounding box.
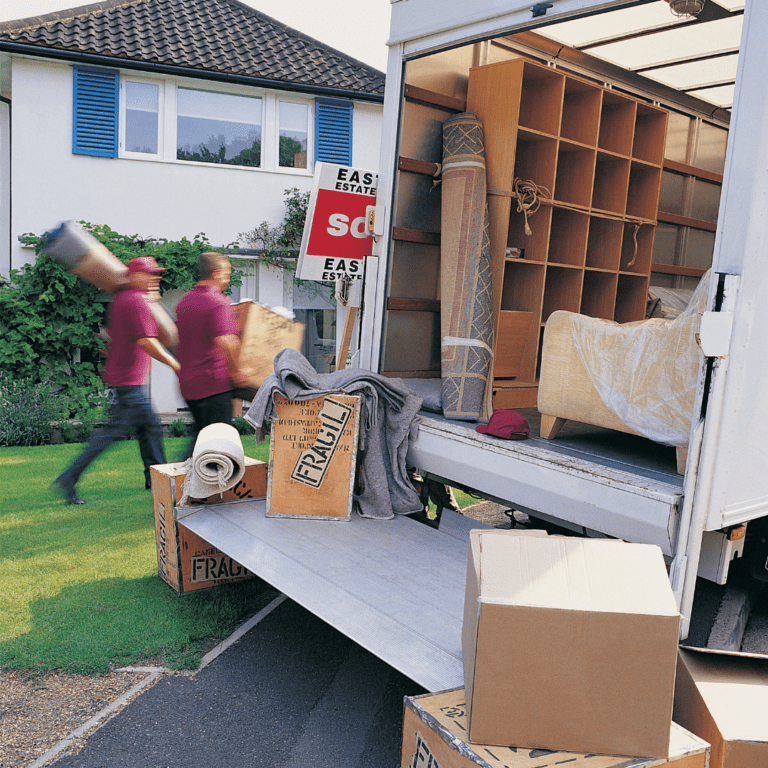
[176,252,249,457]
[54,256,181,504]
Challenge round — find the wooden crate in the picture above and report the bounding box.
[402,688,710,768]
[150,457,267,594]
[267,393,361,520]
[234,301,304,399]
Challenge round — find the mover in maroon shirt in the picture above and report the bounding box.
[54,257,180,504]
[176,252,248,456]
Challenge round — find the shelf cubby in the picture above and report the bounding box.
[581,270,617,320]
[549,207,589,267]
[592,152,630,215]
[586,216,623,271]
[554,141,595,208]
[542,265,582,322]
[615,274,650,323]
[500,260,545,313]
[598,93,636,156]
[561,78,602,146]
[514,130,558,192]
[507,203,551,262]
[518,62,564,135]
[620,221,655,274]
[633,103,668,165]
[626,162,662,220]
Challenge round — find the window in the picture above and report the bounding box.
[71,67,355,171]
[279,101,308,169]
[124,80,160,154]
[176,87,262,167]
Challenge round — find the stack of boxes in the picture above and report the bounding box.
[402,529,711,767]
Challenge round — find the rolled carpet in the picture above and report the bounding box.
[440,112,494,421]
[178,423,246,506]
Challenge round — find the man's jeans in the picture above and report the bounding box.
[58,385,165,490]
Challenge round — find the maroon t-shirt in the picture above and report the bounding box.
[103,287,158,387]
[176,284,237,401]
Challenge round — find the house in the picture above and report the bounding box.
[0,0,385,411]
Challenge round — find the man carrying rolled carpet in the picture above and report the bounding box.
[176,252,249,457]
[54,257,181,504]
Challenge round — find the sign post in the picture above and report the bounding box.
[296,162,378,282]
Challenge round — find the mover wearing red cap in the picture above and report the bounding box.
[54,256,180,504]
[476,409,530,440]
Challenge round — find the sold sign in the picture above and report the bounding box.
[297,162,378,282]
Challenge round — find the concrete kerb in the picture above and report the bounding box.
[28,593,288,768]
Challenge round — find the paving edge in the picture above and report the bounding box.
[28,593,288,768]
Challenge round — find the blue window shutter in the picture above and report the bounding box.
[72,67,119,157]
[315,99,353,165]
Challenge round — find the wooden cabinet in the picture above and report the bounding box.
[467,58,668,409]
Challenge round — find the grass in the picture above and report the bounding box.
[1,435,480,677]
[0,435,272,675]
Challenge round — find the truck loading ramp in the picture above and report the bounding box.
[177,500,489,692]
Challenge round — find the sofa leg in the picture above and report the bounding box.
[540,414,566,439]
[676,446,688,475]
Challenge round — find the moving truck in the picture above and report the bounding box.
[182,0,767,689]
[354,0,764,639]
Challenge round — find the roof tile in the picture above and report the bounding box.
[0,0,384,96]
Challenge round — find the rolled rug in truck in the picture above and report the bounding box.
[42,220,130,294]
[440,113,494,421]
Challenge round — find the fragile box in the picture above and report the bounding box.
[462,530,680,758]
[150,457,267,594]
[266,392,361,520]
[234,301,304,399]
[402,688,710,768]
[674,647,768,768]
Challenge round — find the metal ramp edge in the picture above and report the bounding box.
[176,499,490,692]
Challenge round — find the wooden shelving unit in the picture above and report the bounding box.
[467,58,668,409]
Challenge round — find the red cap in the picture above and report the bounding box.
[127,256,165,274]
[475,409,530,440]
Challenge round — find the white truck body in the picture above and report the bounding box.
[356,0,768,636]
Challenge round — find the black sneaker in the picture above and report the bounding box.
[53,478,86,505]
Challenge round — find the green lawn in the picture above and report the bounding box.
[0,435,273,675]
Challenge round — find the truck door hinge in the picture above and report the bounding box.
[696,310,733,358]
[365,205,386,241]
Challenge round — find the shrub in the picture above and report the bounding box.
[58,415,96,443]
[169,418,188,438]
[0,375,63,446]
[233,416,255,435]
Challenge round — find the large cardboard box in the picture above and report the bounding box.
[150,458,267,594]
[462,530,680,758]
[266,393,360,520]
[234,301,304,399]
[402,688,710,768]
[674,647,768,768]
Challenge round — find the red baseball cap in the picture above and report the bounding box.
[127,256,165,274]
[476,409,530,440]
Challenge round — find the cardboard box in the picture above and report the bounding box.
[462,530,680,757]
[266,393,360,520]
[674,647,768,768]
[402,688,710,768]
[150,458,267,594]
[234,301,304,399]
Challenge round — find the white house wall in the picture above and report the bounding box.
[9,56,382,272]
[0,98,9,278]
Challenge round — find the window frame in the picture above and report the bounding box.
[119,75,165,160]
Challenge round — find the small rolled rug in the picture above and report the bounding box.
[178,423,246,506]
[440,112,494,421]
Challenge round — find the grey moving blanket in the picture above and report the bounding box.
[245,349,424,520]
